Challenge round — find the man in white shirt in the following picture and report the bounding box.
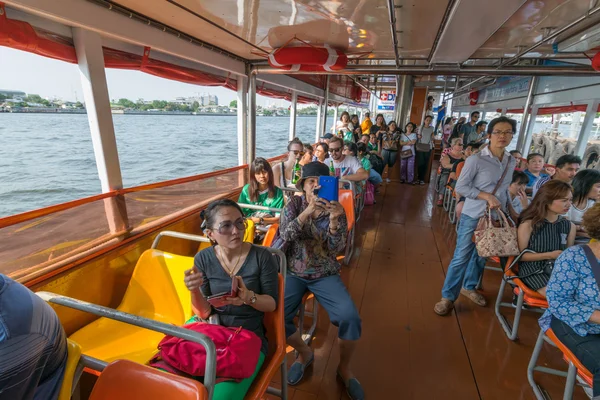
[327,137,369,183]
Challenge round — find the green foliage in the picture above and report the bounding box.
[117,98,136,108]
[26,94,43,103]
[75,102,83,108]
[229,100,237,108]
[0,94,7,101]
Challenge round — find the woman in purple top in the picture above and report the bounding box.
[280,162,364,400]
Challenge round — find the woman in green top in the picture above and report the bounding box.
[238,157,284,226]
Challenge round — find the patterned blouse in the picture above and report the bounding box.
[539,246,600,336]
[279,195,348,279]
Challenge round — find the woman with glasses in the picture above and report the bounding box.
[183,199,279,400]
[434,117,517,316]
[238,158,284,229]
[436,137,465,206]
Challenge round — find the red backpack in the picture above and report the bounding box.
[149,321,261,380]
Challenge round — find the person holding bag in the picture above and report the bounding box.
[380,121,401,182]
[399,122,417,184]
[515,180,576,296]
[434,117,517,316]
[415,115,435,185]
[538,203,600,398]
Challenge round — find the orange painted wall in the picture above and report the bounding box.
[409,88,427,125]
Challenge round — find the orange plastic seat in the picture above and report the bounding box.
[262,223,279,247]
[338,189,356,265]
[246,274,286,399]
[546,329,593,387]
[88,359,207,400]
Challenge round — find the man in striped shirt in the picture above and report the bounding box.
[0,274,67,400]
[532,154,581,198]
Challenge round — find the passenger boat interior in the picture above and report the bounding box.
[2,0,600,399]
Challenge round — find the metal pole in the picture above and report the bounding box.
[501,108,507,116]
[315,100,322,143]
[237,69,248,165]
[321,76,330,137]
[516,76,538,152]
[248,72,256,163]
[289,91,297,141]
[333,105,339,133]
[574,99,600,157]
[521,105,540,158]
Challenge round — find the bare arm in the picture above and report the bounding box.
[518,221,564,261]
[344,167,369,182]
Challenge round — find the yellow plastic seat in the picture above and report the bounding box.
[69,249,193,364]
[197,218,255,252]
[58,339,82,400]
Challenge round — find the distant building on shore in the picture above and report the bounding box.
[173,93,219,107]
[0,89,26,101]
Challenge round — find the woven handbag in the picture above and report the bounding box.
[474,208,519,257]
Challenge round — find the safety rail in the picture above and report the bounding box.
[36,291,218,400]
[237,203,284,214]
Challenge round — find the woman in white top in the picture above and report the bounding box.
[569,169,600,241]
[335,111,354,142]
[400,122,417,184]
[416,115,435,185]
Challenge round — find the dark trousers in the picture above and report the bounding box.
[416,150,431,182]
[551,316,600,396]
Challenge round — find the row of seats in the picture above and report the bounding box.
[50,183,361,399]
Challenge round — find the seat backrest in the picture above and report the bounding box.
[58,339,82,400]
[339,189,355,231]
[117,249,193,324]
[246,274,285,399]
[262,223,279,247]
[455,161,465,178]
[89,359,207,400]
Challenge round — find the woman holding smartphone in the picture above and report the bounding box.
[183,199,279,400]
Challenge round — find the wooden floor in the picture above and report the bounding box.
[266,163,588,400]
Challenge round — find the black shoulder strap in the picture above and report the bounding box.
[582,245,600,288]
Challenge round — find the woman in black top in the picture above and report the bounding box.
[517,180,576,295]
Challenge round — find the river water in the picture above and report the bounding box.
[0,113,333,217]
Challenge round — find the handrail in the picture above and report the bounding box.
[339,179,356,198]
[36,291,217,400]
[237,203,284,213]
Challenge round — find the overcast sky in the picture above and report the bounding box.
[0,47,289,107]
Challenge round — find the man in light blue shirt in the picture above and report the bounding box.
[434,117,517,316]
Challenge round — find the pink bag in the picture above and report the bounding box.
[364,181,375,206]
[149,321,261,380]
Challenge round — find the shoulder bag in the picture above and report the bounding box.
[400,134,413,159]
[582,245,600,289]
[473,162,519,258]
[415,125,431,153]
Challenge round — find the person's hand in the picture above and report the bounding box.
[250,217,261,224]
[184,268,203,292]
[545,166,555,177]
[549,250,563,259]
[325,200,345,220]
[305,191,324,214]
[485,194,501,210]
[518,189,529,208]
[225,276,252,306]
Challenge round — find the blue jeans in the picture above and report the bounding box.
[284,274,362,341]
[441,214,487,301]
[368,168,383,185]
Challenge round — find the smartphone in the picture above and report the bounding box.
[318,176,339,202]
[206,276,238,307]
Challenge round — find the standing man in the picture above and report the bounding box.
[360,112,373,134]
[434,101,447,133]
[459,111,480,142]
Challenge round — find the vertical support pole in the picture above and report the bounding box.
[237,71,248,165]
[73,27,128,233]
[574,100,600,158]
[501,108,507,116]
[521,105,540,158]
[320,76,330,138]
[315,100,323,143]
[481,111,487,121]
[247,71,257,163]
[333,105,339,132]
[289,91,297,141]
[516,77,538,152]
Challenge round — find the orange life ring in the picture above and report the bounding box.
[469,90,479,106]
[268,45,348,72]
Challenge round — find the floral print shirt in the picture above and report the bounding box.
[279,195,348,279]
[539,246,600,336]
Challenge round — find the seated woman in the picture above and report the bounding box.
[280,162,364,400]
[568,169,600,242]
[313,142,329,164]
[238,158,284,230]
[517,180,576,296]
[506,170,530,222]
[301,144,314,166]
[184,199,279,400]
[436,137,464,206]
[539,203,600,398]
[0,274,67,400]
[357,142,383,188]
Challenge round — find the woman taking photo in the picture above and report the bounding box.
[539,203,600,398]
[434,117,517,316]
[280,162,364,400]
[436,137,464,206]
[442,116,454,148]
[184,199,279,400]
[399,122,417,184]
[380,120,401,182]
[416,115,435,185]
[369,113,387,139]
[568,169,600,241]
[238,158,284,227]
[517,180,576,296]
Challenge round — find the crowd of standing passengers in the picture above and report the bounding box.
[4,108,600,400]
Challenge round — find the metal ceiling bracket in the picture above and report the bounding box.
[386,0,401,68]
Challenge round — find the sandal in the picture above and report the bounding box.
[287,353,314,386]
[337,370,365,400]
[460,288,487,307]
[434,298,454,316]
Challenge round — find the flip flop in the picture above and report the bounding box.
[337,370,365,400]
[287,353,314,386]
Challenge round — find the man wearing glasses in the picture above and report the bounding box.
[459,111,480,143]
[328,137,369,183]
[273,138,305,189]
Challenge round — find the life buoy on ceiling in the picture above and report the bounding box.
[592,52,600,71]
[469,90,479,106]
[268,45,348,72]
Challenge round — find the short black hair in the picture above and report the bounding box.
[287,137,303,151]
[470,111,480,117]
[572,169,600,204]
[555,154,582,169]
[509,150,522,156]
[201,199,244,231]
[365,112,370,117]
[467,142,484,150]
[356,142,367,154]
[487,116,517,135]
[344,141,358,157]
[511,170,529,185]
[476,121,487,129]
[527,152,544,162]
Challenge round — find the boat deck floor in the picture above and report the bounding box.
[265,164,587,400]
